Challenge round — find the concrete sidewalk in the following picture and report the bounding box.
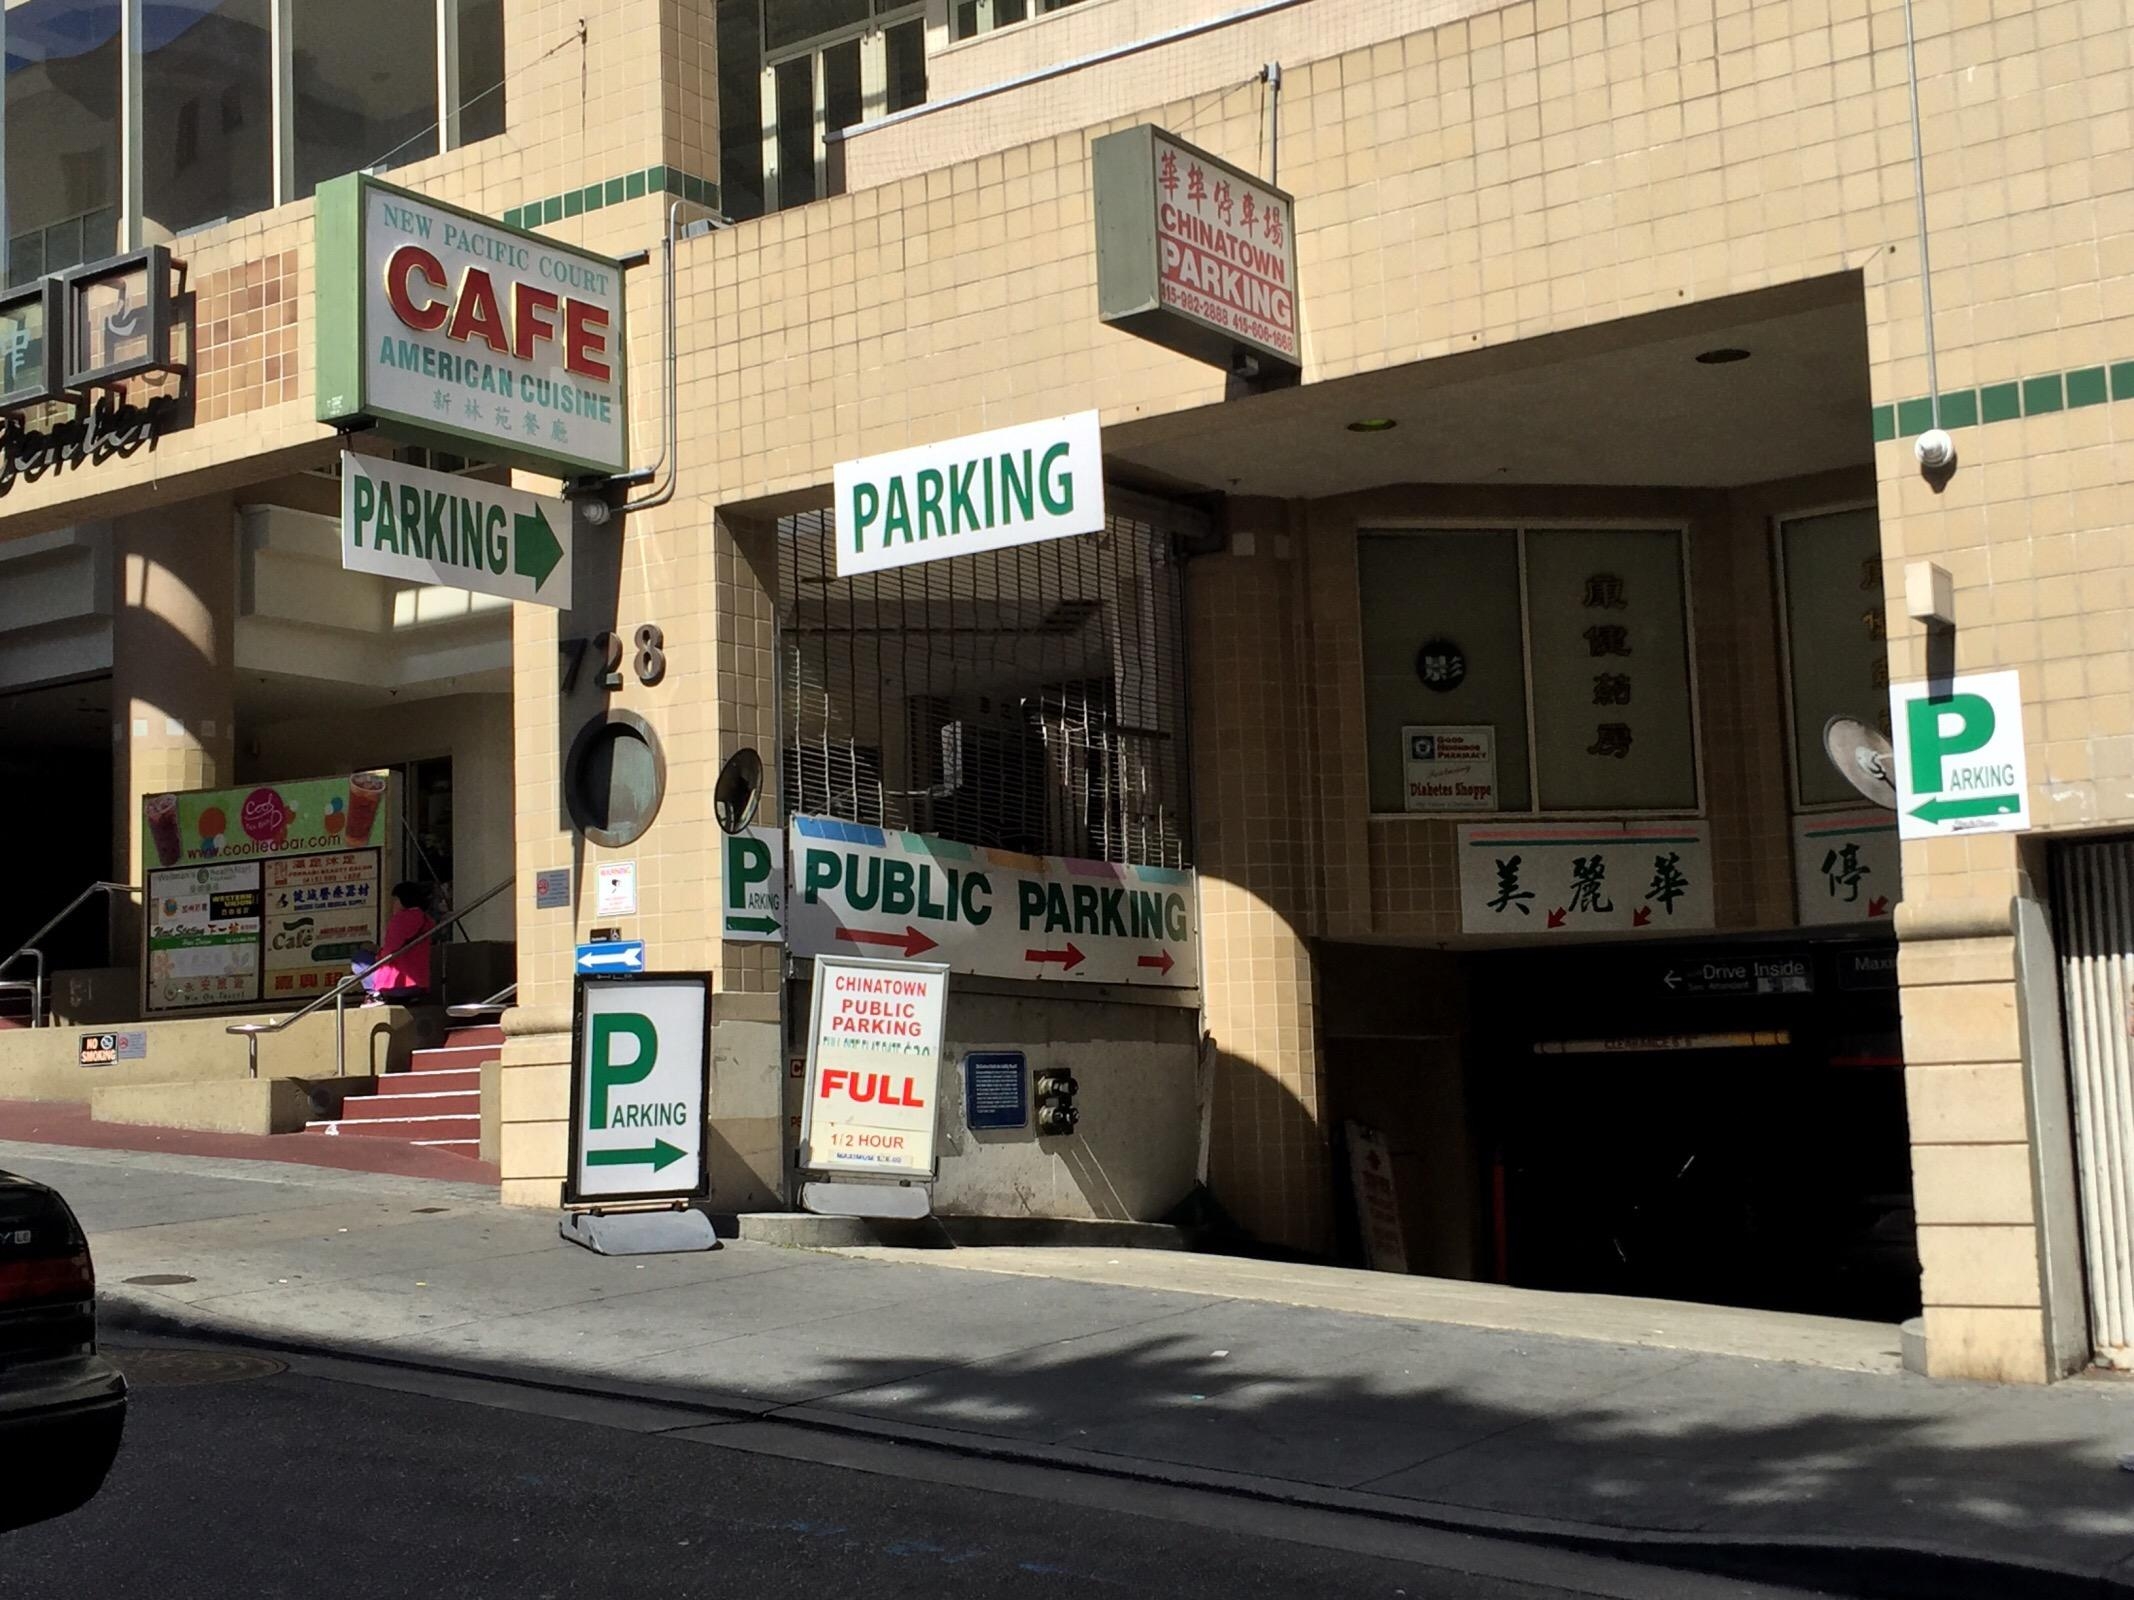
[11,1138,2134,1599]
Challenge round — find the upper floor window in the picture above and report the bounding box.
[951,0,1083,41]
[3,0,507,285]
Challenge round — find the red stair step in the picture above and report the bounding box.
[409,1045,499,1072]
[305,1114,479,1140]
[444,1025,504,1048]
[379,1067,481,1096]
[341,1090,479,1120]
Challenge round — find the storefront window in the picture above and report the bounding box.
[1359,526,1699,815]
[1780,507,1887,807]
[292,0,440,197]
[1359,532,1531,813]
[5,0,122,282]
[141,0,272,241]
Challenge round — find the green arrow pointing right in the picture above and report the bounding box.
[725,915,780,934]
[1911,794,2020,824]
[513,503,564,591]
[586,1138,686,1172]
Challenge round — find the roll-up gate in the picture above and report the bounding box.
[2050,841,2134,1367]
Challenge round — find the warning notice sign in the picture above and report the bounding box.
[799,956,949,1181]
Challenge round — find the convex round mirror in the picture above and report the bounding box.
[714,747,765,836]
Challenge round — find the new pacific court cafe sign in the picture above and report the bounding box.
[0,245,187,496]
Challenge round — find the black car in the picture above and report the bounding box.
[0,1170,126,1531]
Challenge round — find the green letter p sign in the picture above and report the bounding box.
[1907,692,1994,794]
[589,1013,657,1129]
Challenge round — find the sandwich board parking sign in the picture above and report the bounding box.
[1890,670,2031,841]
[565,972,710,1206]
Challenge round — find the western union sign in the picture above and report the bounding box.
[832,410,1105,578]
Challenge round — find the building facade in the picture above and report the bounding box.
[1,0,2130,1385]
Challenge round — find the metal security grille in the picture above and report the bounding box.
[777,495,1195,868]
[2052,840,2134,1368]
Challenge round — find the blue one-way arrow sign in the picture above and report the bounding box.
[575,940,646,974]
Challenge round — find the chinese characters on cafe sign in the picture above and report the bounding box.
[1458,823,1715,936]
[1093,124,1300,373]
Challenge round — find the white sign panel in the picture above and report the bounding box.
[596,860,638,918]
[1150,127,1299,364]
[833,411,1105,578]
[788,817,1197,988]
[568,975,708,1203]
[1792,811,1900,925]
[722,826,785,942]
[342,176,627,475]
[340,453,571,609]
[1402,725,1496,812]
[1890,669,2030,840]
[800,956,949,1181]
[1458,822,1715,936]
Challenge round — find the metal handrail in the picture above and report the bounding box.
[447,982,517,1021]
[226,877,513,1080]
[0,881,139,1028]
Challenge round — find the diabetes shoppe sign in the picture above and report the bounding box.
[140,772,392,1014]
[315,173,627,478]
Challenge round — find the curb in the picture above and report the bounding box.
[100,1290,2131,1600]
[710,1211,1197,1252]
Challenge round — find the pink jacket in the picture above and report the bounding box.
[368,908,434,992]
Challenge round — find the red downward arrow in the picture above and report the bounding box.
[1868,896,1890,917]
[1026,942,1086,971]
[1546,908,1567,929]
[1136,949,1175,976]
[1632,906,1653,927]
[834,924,938,959]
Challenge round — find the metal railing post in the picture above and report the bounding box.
[335,986,346,1078]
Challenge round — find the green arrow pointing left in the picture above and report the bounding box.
[587,1138,686,1171]
[1911,794,2020,825]
[514,504,564,590]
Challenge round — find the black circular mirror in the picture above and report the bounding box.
[714,747,764,836]
[566,710,666,848]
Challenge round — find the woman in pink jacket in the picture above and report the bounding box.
[354,883,436,1007]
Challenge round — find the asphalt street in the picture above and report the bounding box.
[0,1341,1809,1600]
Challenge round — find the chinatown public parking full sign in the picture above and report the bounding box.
[314,173,628,478]
[1094,124,1300,374]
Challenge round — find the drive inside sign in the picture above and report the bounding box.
[566,974,709,1205]
[799,956,949,1181]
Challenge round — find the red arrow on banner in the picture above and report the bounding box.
[834,924,938,959]
[1025,942,1086,971]
[1137,949,1175,976]
[1546,908,1567,929]
[1868,896,1890,917]
[1632,906,1653,927]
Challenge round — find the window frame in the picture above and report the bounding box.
[1771,499,1885,815]
[758,0,926,212]
[1357,519,1706,822]
[0,0,502,267]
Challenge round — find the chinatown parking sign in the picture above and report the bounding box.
[799,957,950,1181]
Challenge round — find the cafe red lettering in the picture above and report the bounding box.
[446,267,512,353]
[565,300,613,381]
[383,245,449,331]
[512,283,560,362]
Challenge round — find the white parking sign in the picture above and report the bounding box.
[1890,670,2030,840]
[567,974,710,1205]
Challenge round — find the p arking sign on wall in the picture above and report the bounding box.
[340,452,572,608]
[1890,669,2031,840]
[315,173,628,479]
[833,412,1104,578]
[1094,124,1300,373]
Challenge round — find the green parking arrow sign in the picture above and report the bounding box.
[340,451,573,609]
[1891,670,2030,840]
[567,975,709,1206]
[722,826,785,943]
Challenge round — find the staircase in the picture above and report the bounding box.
[303,1024,500,1157]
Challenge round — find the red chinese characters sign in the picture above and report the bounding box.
[1093,125,1302,373]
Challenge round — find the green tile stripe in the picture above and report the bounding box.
[1873,360,2134,444]
[501,166,717,231]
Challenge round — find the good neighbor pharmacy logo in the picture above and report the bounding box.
[1890,669,2030,841]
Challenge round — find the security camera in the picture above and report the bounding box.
[1914,428,1955,471]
